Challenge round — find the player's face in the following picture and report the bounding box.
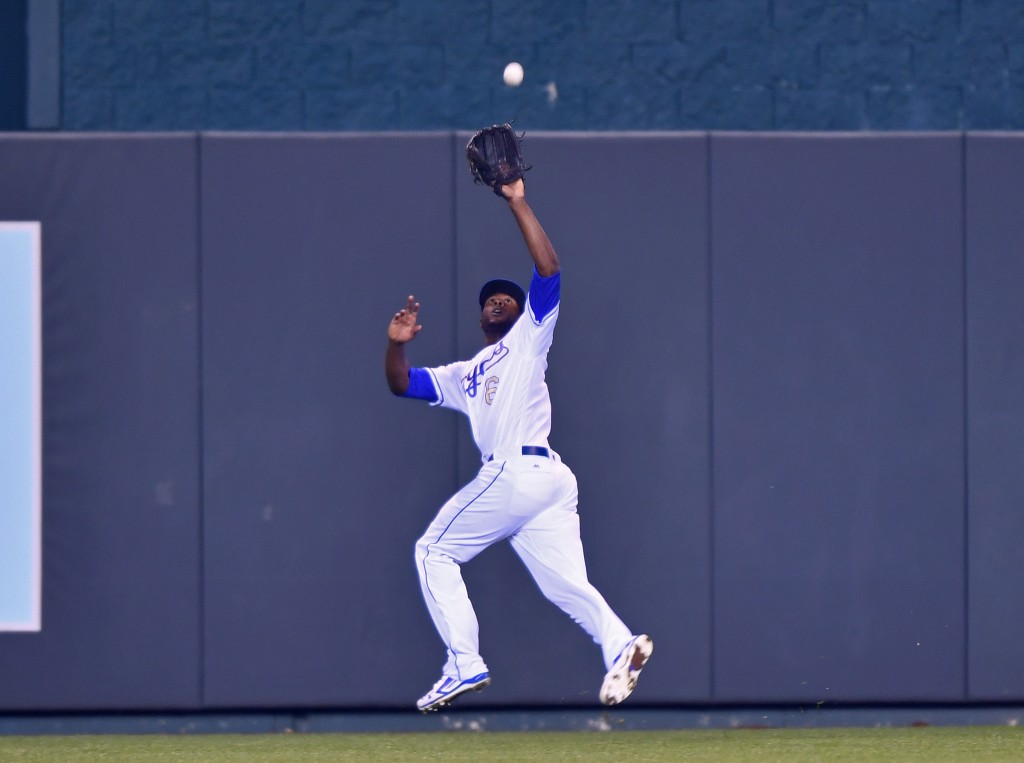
[480,293,520,335]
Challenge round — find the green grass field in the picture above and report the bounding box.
[1,727,1022,762]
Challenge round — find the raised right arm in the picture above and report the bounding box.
[500,179,559,277]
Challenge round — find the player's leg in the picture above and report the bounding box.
[506,462,634,670]
[414,461,515,707]
[508,461,653,705]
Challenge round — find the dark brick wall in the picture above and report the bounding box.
[56,1,1024,131]
[0,0,27,129]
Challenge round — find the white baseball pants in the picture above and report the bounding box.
[414,451,633,681]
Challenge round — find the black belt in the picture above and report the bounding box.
[488,446,550,462]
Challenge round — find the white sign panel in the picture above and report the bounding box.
[0,222,42,631]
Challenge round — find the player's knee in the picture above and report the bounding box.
[415,537,451,567]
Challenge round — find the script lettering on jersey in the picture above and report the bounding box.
[462,341,509,398]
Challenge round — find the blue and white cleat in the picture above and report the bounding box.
[416,672,491,713]
[599,634,653,706]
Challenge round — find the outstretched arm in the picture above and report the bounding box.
[500,179,559,276]
[385,295,421,395]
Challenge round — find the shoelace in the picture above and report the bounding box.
[430,677,454,694]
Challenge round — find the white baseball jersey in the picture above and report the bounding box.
[406,269,560,463]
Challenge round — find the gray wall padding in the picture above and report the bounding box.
[0,131,1019,710]
[964,133,1024,700]
[0,135,202,709]
[198,134,459,707]
[709,134,966,702]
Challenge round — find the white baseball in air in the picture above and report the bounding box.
[503,62,524,87]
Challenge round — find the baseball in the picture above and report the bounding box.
[503,62,524,87]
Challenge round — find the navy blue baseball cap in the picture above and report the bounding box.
[479,278,526,311]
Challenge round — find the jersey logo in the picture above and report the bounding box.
[484,376,499,405]
[463,341,509,398]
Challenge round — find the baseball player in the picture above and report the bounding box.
[385,177,652,713]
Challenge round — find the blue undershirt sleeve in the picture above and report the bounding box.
[403,367,439,402]
[528,268,560,323]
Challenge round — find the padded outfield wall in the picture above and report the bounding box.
[0,131,1020,711]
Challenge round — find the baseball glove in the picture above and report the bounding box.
[466,123,530,196]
